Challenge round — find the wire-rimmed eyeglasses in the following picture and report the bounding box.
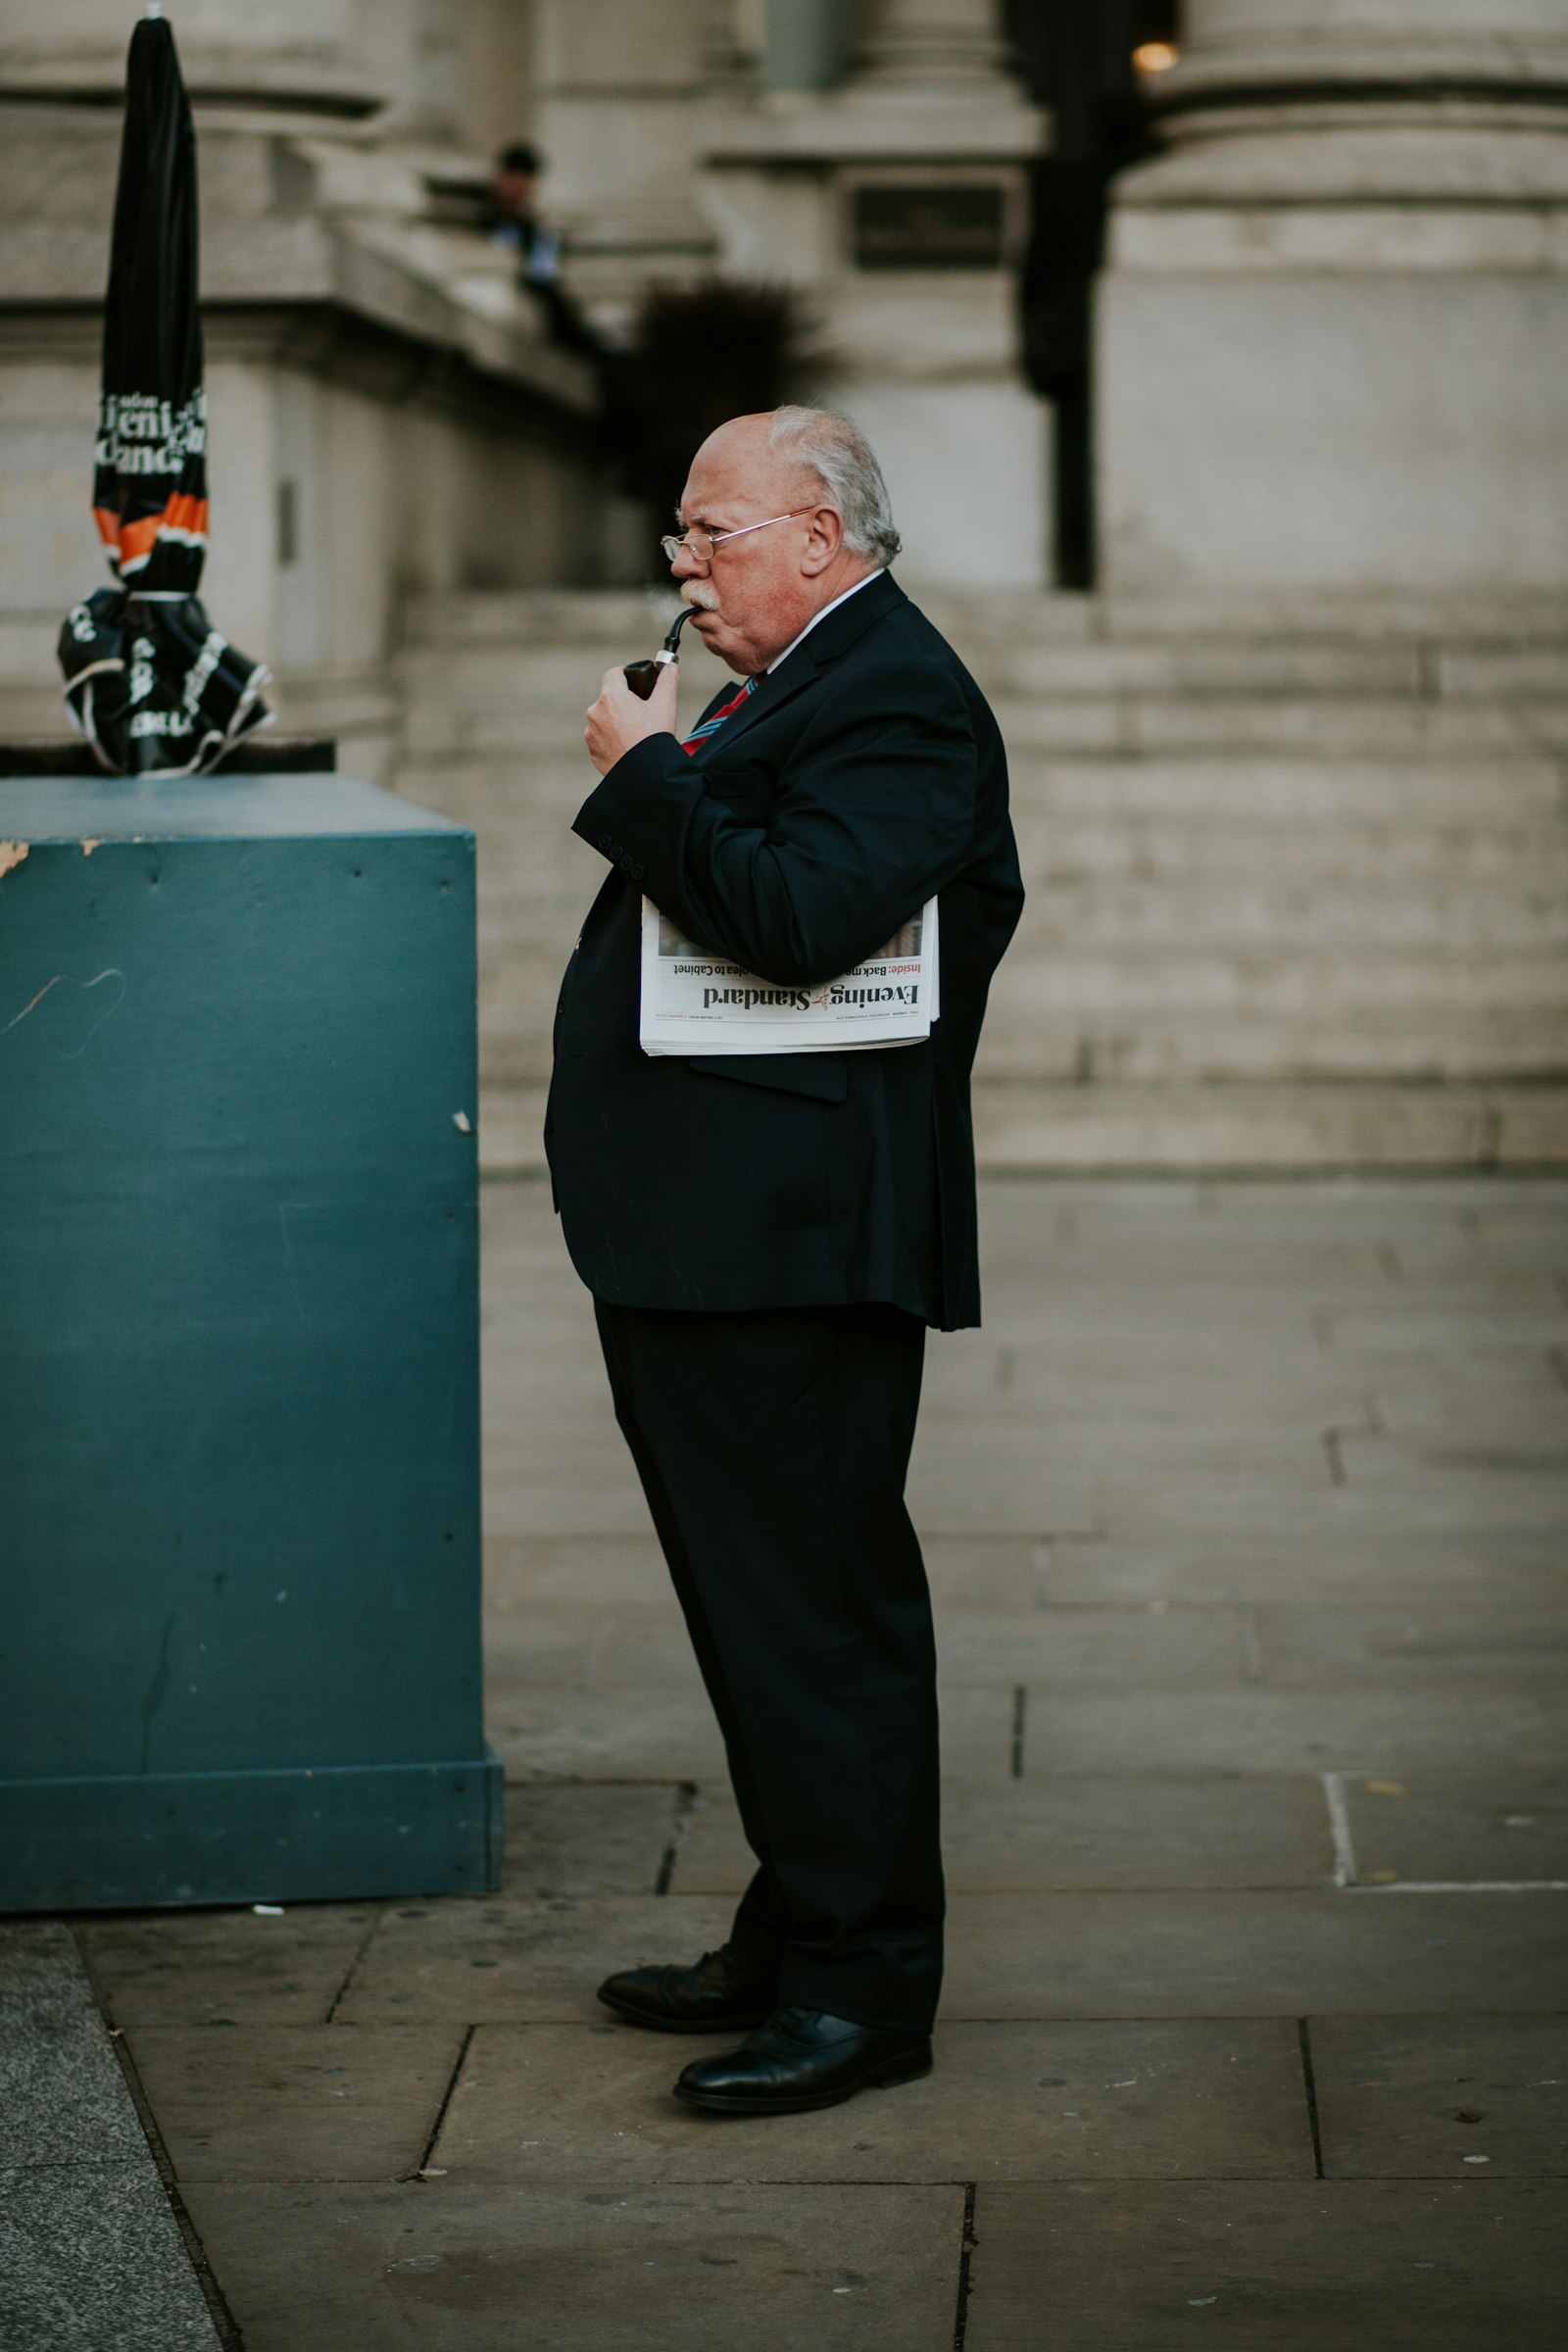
[660,509,812,566]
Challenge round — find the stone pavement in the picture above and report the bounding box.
[16,1176,1568,2349]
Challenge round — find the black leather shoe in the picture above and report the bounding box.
[596,1944,777,2034]
[673,2006,933,2114]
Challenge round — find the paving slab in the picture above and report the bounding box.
[1318,1306,1568,1362]
[0,2163,221,2352]
[480,1608,601,1690]
[673,1778,1334,1895]
[1040,1527,1568,1609]
[1103,1480,1568,1549]
[923,1538,1055,1614]
[918,1329,1372,1414]
[124,2025,464,2183]
[56,1175,1568,2345]
[1311,2016,1568,2178]
[179,2178,962,2352]
[487,1690,729,1781]
[938,1891,1568,2018]
[1340,1774,1568,1886]
[501,1782,682,1897]
[1254,1607,1568,1687]
[1330,1446,1568,1524]
[337,1896,738,2025]
[0,1922,146,2167]
[906,1428,1104,1535]
[1018,1688,1566,1776]
[78,1904,382,2028]
[433,2018,1311,2184]
[934,1607,1250,1688]
[485,1535,672,1613]
[962,2180,1568,2351]
[491,1682,1017,1786]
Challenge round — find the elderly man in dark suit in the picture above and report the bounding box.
[546,406,1022,2115]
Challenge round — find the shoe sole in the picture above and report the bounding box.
[596,1989,776,2035]
[672,2045,933,2115]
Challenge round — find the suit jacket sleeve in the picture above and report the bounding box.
[572,660,977,987]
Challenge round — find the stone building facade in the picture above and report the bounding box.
[0,1,602,773]
[0,0,1052,774]
[1101,0,1568,601]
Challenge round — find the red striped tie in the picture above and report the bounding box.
[682,675,757,756]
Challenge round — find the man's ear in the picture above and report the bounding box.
[801,505,845,577]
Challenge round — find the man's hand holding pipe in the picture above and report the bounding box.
[586,658,680,778]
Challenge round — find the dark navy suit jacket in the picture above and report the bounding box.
[544,569,1023,1329]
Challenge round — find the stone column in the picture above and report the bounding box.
[1097,0,1568,601]
[0,0,377,113]
[852,0,1007,85]
[761,0,843,92]
[699,0,1051,587]
[529,0,719,338]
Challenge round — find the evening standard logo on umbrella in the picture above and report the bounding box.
[56,12,270,776]
[639,899,939,1057]
[96,390,206,494]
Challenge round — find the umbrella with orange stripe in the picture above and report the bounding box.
[58,6,270,775]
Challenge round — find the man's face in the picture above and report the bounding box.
[493,168,535,219]
[672,417,851,677]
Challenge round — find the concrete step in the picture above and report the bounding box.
[1006,882,1568,952]
[403,584,1568,653]
[1014,817,1568,886]
[471,1080,1568,1175]
[401,634,1439,701]
[401,738,1566,837]
[463,810,1568,888]
[468,859,1568,950]
[965,641,1430,698]
[928,586,1568,651]
[393,582,1568,1166]
[469,985,1566,1093]
[969,1081,1568,1171]
[990,948,1568,1020]
[1005,757,1564,825]
[397,676,1568,763]
[995,699,1568,757]
[973,1013,1568,1087]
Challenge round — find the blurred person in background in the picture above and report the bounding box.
[484,139,600,362]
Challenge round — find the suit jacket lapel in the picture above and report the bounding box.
[690,570,908,764]
[694,652,817,762]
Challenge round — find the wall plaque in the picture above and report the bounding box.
[852,184,1006,272]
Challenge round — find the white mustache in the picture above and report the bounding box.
[681,583,721,613]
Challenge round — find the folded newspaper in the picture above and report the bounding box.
[639,896,939,1057]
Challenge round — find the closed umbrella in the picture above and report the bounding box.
[58,5,270,775]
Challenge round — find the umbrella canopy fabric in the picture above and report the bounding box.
[93,8,206,593]
[58,11,270,776]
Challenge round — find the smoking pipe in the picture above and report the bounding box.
[624,606,699,700]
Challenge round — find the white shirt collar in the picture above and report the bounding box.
[765,569,884,675]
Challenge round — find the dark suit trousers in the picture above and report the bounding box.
[594,1297,945,2034]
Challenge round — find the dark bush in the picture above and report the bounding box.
[608,278,821,545]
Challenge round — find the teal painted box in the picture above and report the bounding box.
[0,773,501,1908]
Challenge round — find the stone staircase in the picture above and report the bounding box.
[390,587,1568,1172]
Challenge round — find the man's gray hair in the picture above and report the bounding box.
[766,406,902,565]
